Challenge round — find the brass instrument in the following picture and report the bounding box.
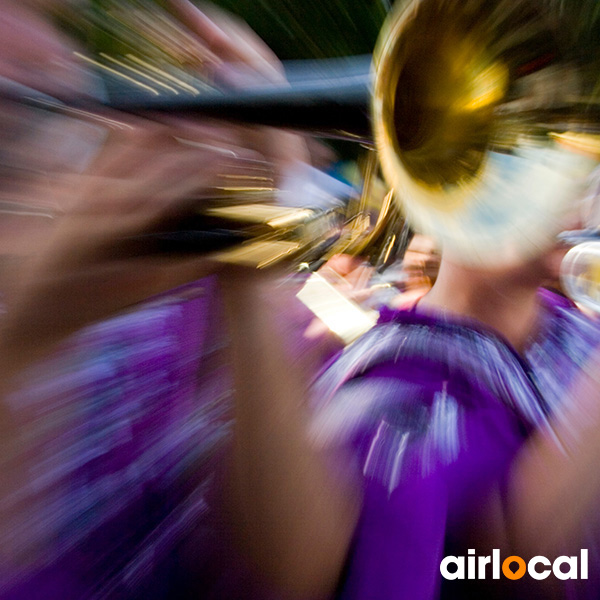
[561,241,600,314]
[12,0,600,274]
[102,55,373,142]
[98,0,600,271]
[372,0,600,267]
[11,58,402,271]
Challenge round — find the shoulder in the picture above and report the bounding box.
[535,287,600,357]
[538,287,599,327]
[315,304,535,412]
[311,308,533,452]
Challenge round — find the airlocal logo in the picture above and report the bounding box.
[441,550,588,581]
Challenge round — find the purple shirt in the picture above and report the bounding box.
[0,275,329,600]
[3,283,599,599]
[314,289,600,599]
[1,278,237,599]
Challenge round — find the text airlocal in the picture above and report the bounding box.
[440,549,588,580]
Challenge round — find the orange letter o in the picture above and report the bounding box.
[502,556,526,580]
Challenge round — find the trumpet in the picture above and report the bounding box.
[561,240,600,313]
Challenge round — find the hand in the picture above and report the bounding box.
[0,0,307,373]
[167,0,285,87]
[0,115,281,368]
[165,0,309,170]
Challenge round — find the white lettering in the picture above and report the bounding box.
[478,556,491,579]
[468,551,476,580]
[492,549,500,579]
[441,550,588,581]
[581,549,589,579]
[553,556,578,580]
[440,556,465,580]
[528,556,551,580]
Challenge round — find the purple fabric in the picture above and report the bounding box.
[314,289,600,599]
[3,279,599,599]
[0,275,326,600]
[0,278,239,599]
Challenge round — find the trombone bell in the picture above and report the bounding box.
[373,0,600,267]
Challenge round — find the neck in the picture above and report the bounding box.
[419,258,543,352]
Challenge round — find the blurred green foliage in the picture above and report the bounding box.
[57,0,600,63]
[55,0,388,60]
[206,0,600,61]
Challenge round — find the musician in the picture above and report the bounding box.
[220,162,600,600]
[3,3,600,600]
[0,1,305,597]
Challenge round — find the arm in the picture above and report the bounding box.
[220,270,360,599]
[507,350,600,557]
[0,2,354,588]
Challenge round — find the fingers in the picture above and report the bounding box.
[168,0,284,85]
[43,116,283,274]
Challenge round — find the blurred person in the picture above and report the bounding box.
[214,63,600,600]
[4,5,600,600]
[0,0,307,393]
[220,162,600,600]
[0,1,308,599]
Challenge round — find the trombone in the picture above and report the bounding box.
[7,0,600,274]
